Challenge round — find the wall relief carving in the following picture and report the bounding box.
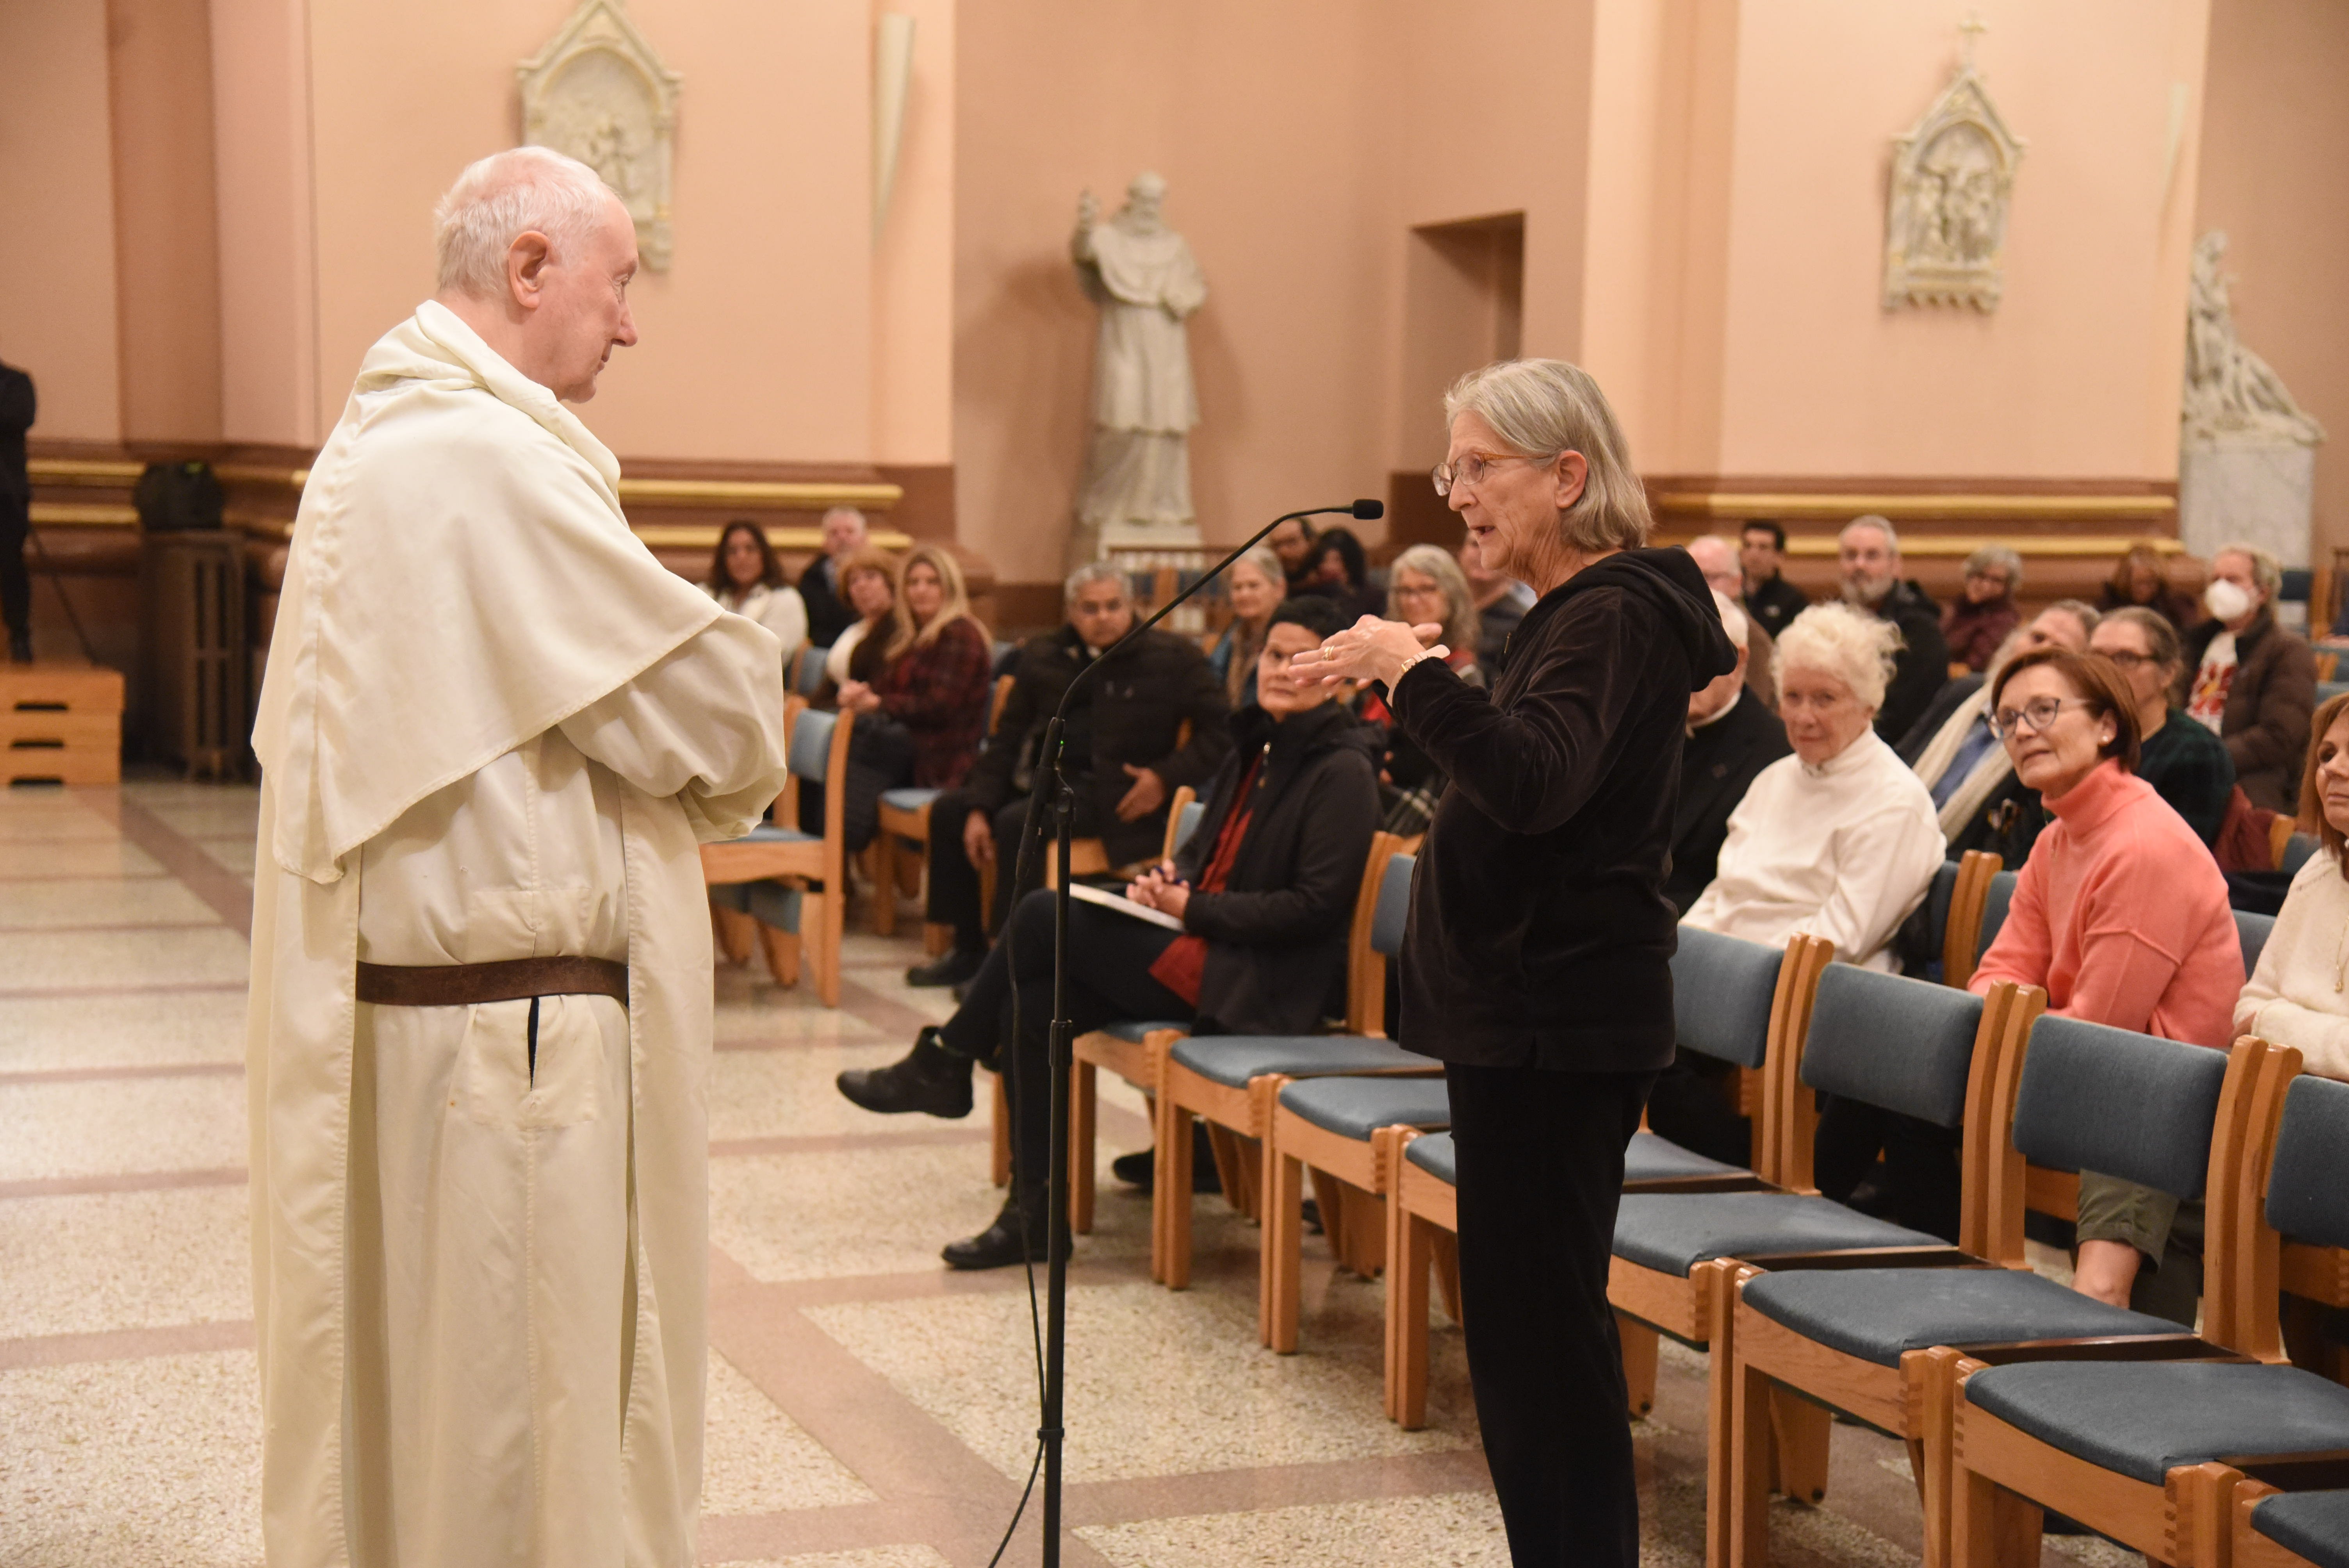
[1884,23,2023,313]
[2183,230,2325,450]
[518,0,681,270]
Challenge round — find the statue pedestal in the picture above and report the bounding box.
[1098,519,1203,554]
[2180,442,2314,568]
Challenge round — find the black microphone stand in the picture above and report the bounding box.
[1008,500,1382,1566]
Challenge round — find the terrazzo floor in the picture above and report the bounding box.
[0,780,2139,1567]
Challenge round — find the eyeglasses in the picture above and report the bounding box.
[1988,697,2091,739]
[1431,451,1544,498]
[2098,650,2159,670]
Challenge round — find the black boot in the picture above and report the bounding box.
[905,946,984,987]
[943,1188,1068,1270]
[1109,1123,1223,1195]
[836,1028,974,1118]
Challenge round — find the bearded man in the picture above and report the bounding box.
[247,147,789,1566]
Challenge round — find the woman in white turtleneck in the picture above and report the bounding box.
[2237,692,2349,1080]
[1682,601,1946,971]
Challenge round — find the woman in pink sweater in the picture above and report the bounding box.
[1969,646,2244,1326]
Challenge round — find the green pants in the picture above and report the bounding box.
[2074,1171,2204,1329]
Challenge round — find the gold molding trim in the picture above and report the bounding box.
[212,463,312,490]
[29,502,141,526]
[633,524,913,552]
[1654,532,2188,560]
[617,478,902,510]
[1653,491,2175,522]
[27,460,144,486]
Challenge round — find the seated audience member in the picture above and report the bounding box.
[2236,692,2349,1080]
[831,546,993,852]
[1266,513,1320,595]
[1296,526,1383,622]
[1969,647,2244,1324]
[820,547,899,690]
[704,519,809,656]
[1682,602,1944,972]
[1899,600,2099,864]
[1942,545,2023,673]
[907,562,1232,987]
[1739,518,1809,639]
[1461,532,1535,672]
[2090,607,2234,846]
[1837,515,1950,741]
[2186,541,2318,812]
[1365,543,1485,834]
[1666,592,1789,914]
[1207,545,1285,709]
[1644,592,1791,1169]
[836,597,1379,1268]
[1686,534,1777,709]
[798,506,870,647]
[2098,540,2194,629]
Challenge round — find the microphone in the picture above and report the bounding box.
[1349,498,1385,521]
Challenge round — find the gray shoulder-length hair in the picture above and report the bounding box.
[1387,543,1481,654]
[1442,358,1652,555]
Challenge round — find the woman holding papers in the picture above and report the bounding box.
[836,595,1379,1268]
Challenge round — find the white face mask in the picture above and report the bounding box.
[2205,578,2255,624]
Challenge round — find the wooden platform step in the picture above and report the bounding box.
[2,663,125,786]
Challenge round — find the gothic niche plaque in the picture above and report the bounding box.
[518,0,681,270]
[1883,27,2023,313]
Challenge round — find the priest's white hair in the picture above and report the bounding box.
[434,146,617,298]
[1774,600,1901,713]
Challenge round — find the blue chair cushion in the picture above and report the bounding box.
[1800,964,1983,1129]
[1613,1193,1943,1278]
[1167,1035,1440,1089]
[2269,1076,2349,1251]
[1623,1132,1742,1183]
[1965,1361,2349,1487]
[1670,926,1782,1069]
[1405,1131,1455,1185]
[1741,1266,2184,1368]
[788,710,838,780]
[2011,1017,2228,1201]
[1978,871,2018,952]
[2252,1490,2349,1568]
[880,787,942,815]
[1278,1076,1451,1141]
[1097,1018,1188,1045]
[741,880,802,930]
[741,822,817,845]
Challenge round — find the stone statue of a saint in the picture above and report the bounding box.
[2176,230,2325,568]
[1069,172,1208,564]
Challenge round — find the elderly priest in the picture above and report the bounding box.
[246,147,789,1568]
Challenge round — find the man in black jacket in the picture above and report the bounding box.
[839,596,1380,1267]
[1839,515,1948,741]
[1665,592,1788,913]
[1738,518,1809,640]
[796,506,868,648]
[906,561,1232,986]
[0,360,34,663]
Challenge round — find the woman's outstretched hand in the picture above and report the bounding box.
[1290,616,1446,688]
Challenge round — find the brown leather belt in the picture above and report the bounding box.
[356,957,629,1007]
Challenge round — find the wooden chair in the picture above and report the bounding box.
[790,642,828,698]
[875,674,1017,943]
[1722,1006,2309,1568]
[1151,832,1433,1289]
[1255,850,1445,1350]
[2233,1483,2349,1568]
[1613,953,2034,1559]
[699,698,855,1008]
[1940,852,2007,989]
[1066,786,1201,1232]
[1946,1040,2337,1568]
[1379,930,1833,1433]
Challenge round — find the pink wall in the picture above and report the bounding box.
[1707,0,2210,483]
[2195,0,2349,562]
[299,0,876,461]
[872,0,957,467]
[0,0,123,442]
[952,0,1401,582]
[210,0,320,448]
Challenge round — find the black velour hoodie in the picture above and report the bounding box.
[1389,547,1738,1072]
